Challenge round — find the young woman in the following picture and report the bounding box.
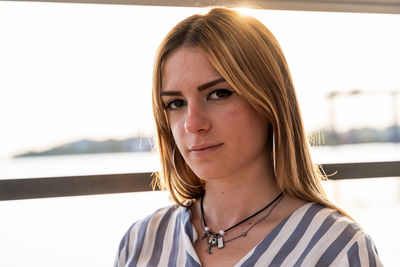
[115,8,382,266]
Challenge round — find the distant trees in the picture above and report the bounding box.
[309,125,400,146]
[14,125,400,158]
[14,136,155,157]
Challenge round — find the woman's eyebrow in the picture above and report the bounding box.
[160,91,181,96]
[160,77,226,96]
[197,78,226,91]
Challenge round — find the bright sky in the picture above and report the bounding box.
[0,2,399,159]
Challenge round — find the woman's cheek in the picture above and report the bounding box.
[171,122,185,148]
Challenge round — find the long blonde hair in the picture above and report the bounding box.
[152,7,347,216]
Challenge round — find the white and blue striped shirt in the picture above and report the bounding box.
[115,202,382,266]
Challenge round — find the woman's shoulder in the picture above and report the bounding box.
[290,202,375,247]
[124,202,190,236]
[290,202,360,229]
[284,202,383,266]
[136,203,182,224]
[114,202,194,266]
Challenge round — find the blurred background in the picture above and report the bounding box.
[0,1,399,266]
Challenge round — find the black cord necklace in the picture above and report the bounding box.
[200,192,283,254]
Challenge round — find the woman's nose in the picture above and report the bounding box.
[184,103,211,134]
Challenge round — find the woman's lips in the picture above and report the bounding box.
[189,143,224,155]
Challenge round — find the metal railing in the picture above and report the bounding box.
[1,161,399,201]
[15,0,400,15]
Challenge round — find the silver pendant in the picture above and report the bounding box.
[207,235,218,254]
[208,235,218,246]
[218,236,224,248]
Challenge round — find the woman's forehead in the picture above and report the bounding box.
[161,47,223,92]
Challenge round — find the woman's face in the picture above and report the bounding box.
[161,46,270,180]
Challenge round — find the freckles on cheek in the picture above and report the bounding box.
[224,109,244,129]
[170,123,185,146]
[224,106,265,135]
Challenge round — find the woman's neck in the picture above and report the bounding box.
[201,167,281,232]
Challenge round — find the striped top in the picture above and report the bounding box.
[114,202,382,266]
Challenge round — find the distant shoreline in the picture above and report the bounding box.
[14,125,400,158]
[14,136,154,158]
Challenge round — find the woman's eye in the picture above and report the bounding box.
[208,89,235,100]
[165,99,186,110]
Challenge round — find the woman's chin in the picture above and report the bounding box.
[190,167,229,181]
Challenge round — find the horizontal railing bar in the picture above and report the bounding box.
[321,161,400,179]
[10,0,400,15]
[0,161,399,201]
[0,172,155,201]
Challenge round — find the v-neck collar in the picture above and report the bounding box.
[180,201,314,266]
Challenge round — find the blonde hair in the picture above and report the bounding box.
[152,7,348,216]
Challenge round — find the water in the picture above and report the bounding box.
[310,142,400,163]
[0,152,160,179]
[0,143,399,266]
